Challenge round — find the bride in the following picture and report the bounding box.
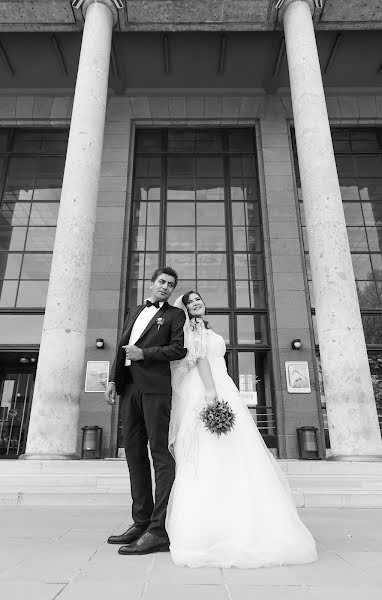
[166,291,318,569]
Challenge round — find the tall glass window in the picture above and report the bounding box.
[127,129,276,448]
[0,129,68,310]
[293,128,382,438]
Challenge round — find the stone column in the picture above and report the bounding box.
[279,0,382,460]
[21,0,118,459]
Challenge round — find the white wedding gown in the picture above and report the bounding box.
[166,329,318,569]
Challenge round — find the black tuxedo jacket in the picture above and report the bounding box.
[110,302,187,396]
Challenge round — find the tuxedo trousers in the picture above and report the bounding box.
[120,385,175,537]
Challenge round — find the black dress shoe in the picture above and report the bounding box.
[118,531,170,555]
[107,523,148,545]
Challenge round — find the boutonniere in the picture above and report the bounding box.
[156,317,164,330]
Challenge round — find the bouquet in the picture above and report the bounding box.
[200,399,236,437]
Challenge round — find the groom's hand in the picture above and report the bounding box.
[104,382,116,405]
[123,345,144,361]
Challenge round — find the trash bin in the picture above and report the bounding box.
[81,426,102,459]
[297,426,320,460]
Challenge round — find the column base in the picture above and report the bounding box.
[328,455,382,462]
[19,453,80,460]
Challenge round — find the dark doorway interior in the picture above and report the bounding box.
[0,351,38,458]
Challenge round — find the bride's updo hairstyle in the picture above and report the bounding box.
[181,290,210,329]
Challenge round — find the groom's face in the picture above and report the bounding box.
[150,273,176,303]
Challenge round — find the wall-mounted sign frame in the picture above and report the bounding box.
[85,361,110,393]
[285,361,311,394]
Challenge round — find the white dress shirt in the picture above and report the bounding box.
[125,300,164,366]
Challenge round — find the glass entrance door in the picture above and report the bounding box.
[0,352,37,458]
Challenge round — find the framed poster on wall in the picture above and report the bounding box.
[85,361,110,393]
[285,361,311,394]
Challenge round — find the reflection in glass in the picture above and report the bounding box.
[196,203,224,225]
[135,130,162,153]
[167,203,195,225]
[166,253,195,278]
[133,202,160,227]
[167,227,195,251]
[195,180,224,201]
[351,254,373,280]
[339,178,359,200]
[196,280,228,308]
[355,156,382,178]
[230,156,257,178]
[30,203,59,226]
[197,253,227,279]
[0,253,22,279]
[16,281,49,307]
[0,280,18,307]
[367,227,382,252]
[250,281,266,308]
[357,281,380,309]
[234,254,249,279]
[359,179,382,201]
[167,157,194,178]
[228,130,254,153]
[21,254,52,280]
[362,314,382,344]
[33,180,62,201]
[25,227,56,252]
[170,280,196,301]
[231,203,260,226]
[134,157,161,178]
[167,178,195,200]
[0,227,27,251]
[371,255,382,278]
[343,202,363,226]
[235,280,250,307]
[237,314,268,344]
[346,227,368,251]
[207,314,230,344]
[0,203,31,226]
[195,157,223,178]
[233,227,261,252]
[197,227,226,251]
[133,226,159,251]
[133,179,161,201]
[362,203,382,226]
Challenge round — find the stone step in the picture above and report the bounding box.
[1,460,382,508]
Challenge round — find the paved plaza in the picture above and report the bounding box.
[0,507,381,599]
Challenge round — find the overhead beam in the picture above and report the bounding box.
[50,34,69,76]
[218,33,227,74]
[110,37,127,94]
[163,34,170,74]
[0,40,14,77]
[110,40,120,79]
[272,36,285,78]
[323,33,342,75]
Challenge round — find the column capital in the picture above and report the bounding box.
[276,0,315,24]
[80,0,120,26]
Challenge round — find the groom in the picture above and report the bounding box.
[104,266,186,555]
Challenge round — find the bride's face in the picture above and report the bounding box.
[186,293,206,318]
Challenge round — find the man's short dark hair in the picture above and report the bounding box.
[151,266,178,287]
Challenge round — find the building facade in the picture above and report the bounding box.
[0,0,382,460]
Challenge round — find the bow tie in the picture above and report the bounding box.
[146,299,160,308]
